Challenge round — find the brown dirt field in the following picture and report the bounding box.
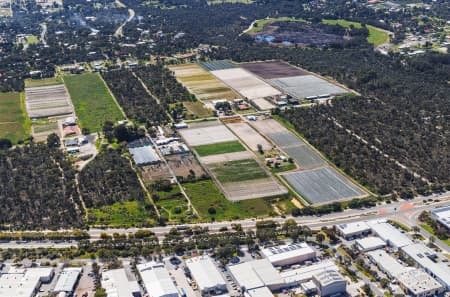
[221,116,242,124]
[200,151,254,165]
[240,61,309,79]
[140,163,172,184]
[227,122,273,151]
[166,153,205,179]
[250,118,289,135]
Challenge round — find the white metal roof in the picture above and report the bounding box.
[262,243,315,264]
[367,221,412,248]
[228,259,283,290]
[355,237,386,251]
[129,146,161,165]
[313,269,345,287]
[0,267,54,297]
[431,206,450,229]
[367,250,406,277]
[137,262,178,297]
[53,267,82,293]
[336,221,370,236]
[280,260,338,284]
[397,269,443,294]
[101,268,140,297]
[185,255,226,291]
[246,286,274,297]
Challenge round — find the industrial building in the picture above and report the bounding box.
[367,250,406,278]
[228,258,285,292]
[53,267,82,296]
[355,237,386,252]
[401,243,450,290]
[129,146,161,166]
[101,268,141,297]
[261,243,316,266]
[367,220,412,250]
[280,260,338,287]
[245,286,274,297]
[396,269,444,297]
[312,269,346,297]
[185,255,227,296]
[0,266,54,297]
[335,221,370,239]
[431,206,450,229]
[136,262,178,297]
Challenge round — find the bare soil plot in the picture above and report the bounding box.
[183,101,214,118]
[251,118,291,135]
[32,121,59,142]
[178,123,237,146]
[201,151,254,164]
[283,145,327,169]
[222,177,288,201]
[211,68,281,99]
[169,64,239,100]
[140,163,172,184]
[240,61,308,79]
[166,153,205,179]
[198,60,236,72]
[251,98,275,111]
[281,166,366,204]
[227,122,272,151]
[269,75,348,99]
[25,84,74,118]
[266,131,306,147]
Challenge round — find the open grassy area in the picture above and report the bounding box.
[322,19,390,46]
[88,201,154,227]
[246,17,305,34]
[183,180,272,221]
[210,158,268,183]
[64,73,124,132]
[420,223,450,246]
[0,92,30,143]
[24,77,63,88]
[183,101,214,119]
[194,141,246,156]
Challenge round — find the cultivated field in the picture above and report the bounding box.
[198,60,236,72]
[226,122,272,151]
[209,158,268,183]
[201,151,254,165]
[240,61,308,79]
[166,153,205,180]
[251,98,275,110]
[183,101,214,119]
[64,73,124,132]
[169,64,239,100]
[0,92,29,143]
[211,68,281,99]
[283,145,327,169]
[221,177,288,201]
[178,123,237,146]
[31,121,59,142]
[24,77,63,88]
[281,167,366,204]
[251,118,292,135]
[266,131,306,147]
[25,84,74,118]
[270,75,348,99]
[194,140,246,156]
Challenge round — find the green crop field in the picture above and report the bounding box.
[88,201,154,227]
[183,101,214,119]
[25,77,63,88]
[209,158,268,183]
[183,180,272,221]
[322,19,390,46]
[64,73,125,132]
[194,141,246,156]
[0,92,30,143]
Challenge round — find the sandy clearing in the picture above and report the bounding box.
[227,122,272,151]
[250,118,290,135]
[179,124,237,146]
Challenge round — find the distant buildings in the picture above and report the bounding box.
[53,267,82,296]
[101,268,141,297]
[0,266,54,297]
[431,206,450,230]
[312,269,346,297]
[136,262,178,297]
[261,243,316,266]
[185,255,227,296]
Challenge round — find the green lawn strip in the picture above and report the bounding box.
[0,92,30,143]
[387,219,412,232]
[63,73,125,132]
[209,158,268,183]
[183,180,272,221]
[247,17,305,34]
[24,77,63,88]
[87,200,154,227]
[194,141,246,156]
[420,223,450,246]
[322,19,389,46]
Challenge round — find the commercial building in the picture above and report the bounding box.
[186,255,227,296]
[431,206,450,229]
[396,269,444,297]
[0,266,54,297]
[367,220,412,250]
[401,243,450,290]
[136,262,178,297]
[262,243,316,267]
[129,146,161,165]
[312,269,346,297]
[280,260,338,287]
[367,250,406,278]
[336,222,370,239]
[53,267,82,296]
[228,258,285,292]
[101,268,141,297]
[245,286,274,297]
[355,237,386,252]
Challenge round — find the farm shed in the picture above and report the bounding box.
[129,146,161,166]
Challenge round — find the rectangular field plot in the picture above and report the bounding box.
[270,75,348,99]
[282,166,366,204]
[251,118,290,135]
[209,158,268,183]
[266,131,306,147]
[251,98,275,111]
[64,73,124,132]
[179,124,237,146]
[194,140,246,156]
[201,151,254,165]
[0,92,29,143]
[199,60,236,72]
[227,122,272,151]
[240,61,308,79]
[31,121,59,142]
[211,68,281,99]
[25,84,74,118]
[283,145,327,169]
[169,64,239,100]
[166,153,205,180]
[222,178,288,201]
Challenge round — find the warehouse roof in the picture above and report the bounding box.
[397,269,443,295]
[137,262,178,297]
[336,221,370,236]
[246,286,274,297]
[356,237,386,251]
[228,258,283,290]
[186,255,226,291]
[0,267,54,297]
[367,220,412,248]
[280,260,338,284]
[431,206,450,229]
[313,269,345,287]
[367,250,406,277]
[101,268,140,297]
[262,243,315,263]
[129,146,161,165]
[53,267,82,293]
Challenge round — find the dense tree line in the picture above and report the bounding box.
[102,69,168,125]
[0,144,84,230]
[78,148,147,208]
